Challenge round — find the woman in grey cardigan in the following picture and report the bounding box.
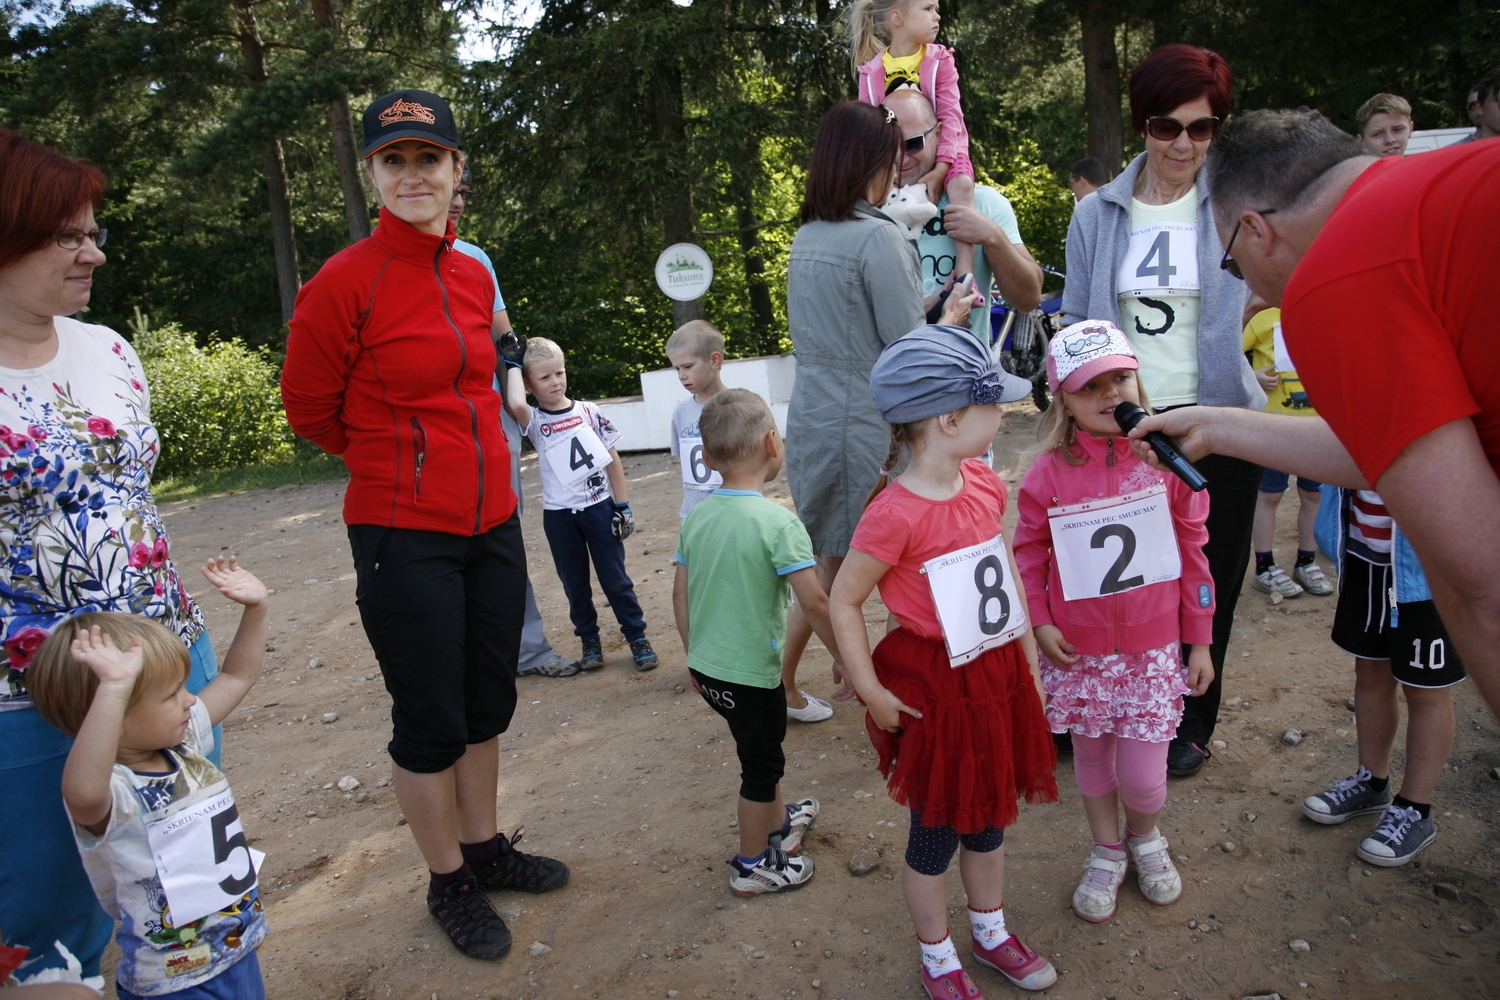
[780,101,976,711]
[1062,45,1262,778]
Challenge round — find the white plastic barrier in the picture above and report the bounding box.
[1406,127,1476,154]
[594,353,796,452]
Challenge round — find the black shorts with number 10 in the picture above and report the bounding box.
[1331,555,1465,689]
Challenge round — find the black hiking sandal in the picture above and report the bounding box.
[427,873,512,959]
[471,828,571,894]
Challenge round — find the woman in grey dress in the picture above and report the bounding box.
[780,101,978,709]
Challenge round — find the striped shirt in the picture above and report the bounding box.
[1347,490,1393,565]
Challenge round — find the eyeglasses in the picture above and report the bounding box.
[902,123,937,155]
[1144,115,1221,142]
[452,189,475,202]
[1219,208,1276,280]
[55,229,108,251]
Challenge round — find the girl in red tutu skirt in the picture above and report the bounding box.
[830,325,1059,999]
[1013,321,1215,925]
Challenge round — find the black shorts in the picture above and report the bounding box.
[1331,555,1465,689]
[350,517,527,772]
[690,669,786,803]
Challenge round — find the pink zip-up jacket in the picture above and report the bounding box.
[1013,432,1214,656]
[856,42,972,176]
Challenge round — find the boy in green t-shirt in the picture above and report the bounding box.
[672,389,843,896]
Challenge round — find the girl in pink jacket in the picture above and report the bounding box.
[849,1,977,282]
[1013,321,1215,926]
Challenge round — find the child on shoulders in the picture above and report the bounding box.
[27,557,270,1000]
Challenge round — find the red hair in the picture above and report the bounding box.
[0,129,107,271]
[1128,44,1233,136]
[800,101,900,224]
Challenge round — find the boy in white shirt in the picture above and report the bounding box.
[502,337,657,672]
[666,320,729,520]
[27,557,269,1000]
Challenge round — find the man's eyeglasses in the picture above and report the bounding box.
[1219,208,1276,280]
[1145,115,1220,142]
[55,229,107,251]
[902,123,937,155]
[452,189,476,202]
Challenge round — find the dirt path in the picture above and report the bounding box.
[131,402,1500,999]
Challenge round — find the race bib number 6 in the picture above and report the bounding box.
[543,422,613,488]
[678,433,723,488]
[144,786,265,926]
[922,534,1028,667]
[1047,485,1182,602]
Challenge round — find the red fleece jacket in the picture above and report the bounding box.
[282,207,515,535]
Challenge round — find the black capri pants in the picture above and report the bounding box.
[350,516,527,773]
[690,669,787,803]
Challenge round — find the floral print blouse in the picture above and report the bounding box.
[1,317,204,708]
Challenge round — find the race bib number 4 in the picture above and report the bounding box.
[542,421,612,488]
[1047,485,1182,602]
[678,433,723,488]
[144,785,265,926]
[1118,222,1200,297]
[923,534,1028,667]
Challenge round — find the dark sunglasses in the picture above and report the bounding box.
[452,189,476,201]
[901,123,937,155]
[1219,208,1276,280]
[1145,115,1221,142]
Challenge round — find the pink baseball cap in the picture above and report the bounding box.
[1047,320,1138,394]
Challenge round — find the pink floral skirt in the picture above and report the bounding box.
[1040,643,1191,743]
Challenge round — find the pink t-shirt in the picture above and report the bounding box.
[850,459,1009,642]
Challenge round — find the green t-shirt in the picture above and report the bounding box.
[916,184,1024,342]
[674,490,817,688]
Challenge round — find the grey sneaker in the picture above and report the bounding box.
[518,653,582,678]
[1253,564,1303,597]
[1293,561,1334,596]
[1357,804,1436,866]
[1302,766,1391,825]
[579,638,604,671]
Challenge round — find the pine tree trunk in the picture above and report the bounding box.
[729,149,777,355]
[651,51,704,328]
[310,0,371,243]
[1080,0,1124,172]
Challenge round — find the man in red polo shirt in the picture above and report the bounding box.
[1128,109,1500,717]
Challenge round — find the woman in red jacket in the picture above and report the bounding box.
[282,90,566,961]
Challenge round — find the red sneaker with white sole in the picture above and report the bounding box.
[920,964,984,999]
[971,934,1057,991]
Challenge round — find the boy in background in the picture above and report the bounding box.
[672,390,841,894]
[666,320,729,520]
[503,337,658,672]
[1355,93,1413,158]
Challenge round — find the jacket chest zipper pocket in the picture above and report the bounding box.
[411,417,427,497]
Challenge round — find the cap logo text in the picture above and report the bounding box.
[379,99,437,126]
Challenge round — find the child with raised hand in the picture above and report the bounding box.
[829,325,1059,998]
[672,389,840,896]
[26,557,270,1000]
[502,336,658,672]
[1012,321,1214,925]
[850,0,978,282]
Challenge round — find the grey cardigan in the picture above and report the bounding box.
[785,199,925,556]
[1062,153,1264,410]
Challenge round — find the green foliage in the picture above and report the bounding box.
[131,313,295,479]
[981,137,1073,279]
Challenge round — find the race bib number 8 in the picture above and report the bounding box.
[543,423,612,488]
[1118,222,1200,297]
[144,786,265,926]
[923,534,1028,667]
[1047,485,1182,602]
[678,433,723,488]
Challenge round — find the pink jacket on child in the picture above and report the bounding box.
[1013,432,1215,656]
[856,42,972,176]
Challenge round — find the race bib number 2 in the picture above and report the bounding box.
[144,786,266,926]
[923,534,1028,667]
[678,433,723,488]
[1047,485,1182,602]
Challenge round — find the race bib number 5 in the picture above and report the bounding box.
[922,534,1028,667]
[1047,485,1182,602]
[678,432,723,488]
[144,786,265,926]
[542,422,612,488]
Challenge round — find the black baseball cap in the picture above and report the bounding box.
[362,89,463,157]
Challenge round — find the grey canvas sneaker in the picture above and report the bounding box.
[1302,766,1391,824]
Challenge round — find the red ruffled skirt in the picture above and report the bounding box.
[866,627,1058,833]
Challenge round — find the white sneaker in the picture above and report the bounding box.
[1253,564,1303,597]
[772,797,820,854]
[787,692,833,723]
[1293,562,1334,596]
[1070,845,1128,922]
[728,846,815,896]
[1128,831,1183,906]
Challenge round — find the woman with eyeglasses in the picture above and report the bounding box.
[781,100,979,712]
[1060,44,1261,780]
[0,129,222,985]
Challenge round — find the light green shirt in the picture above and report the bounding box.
[916,185,1024,343]
[1116,187,1202,407]
[674,490,817,688]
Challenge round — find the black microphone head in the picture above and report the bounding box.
[1113,400,1145,433]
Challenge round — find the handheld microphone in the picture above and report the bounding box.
[1112,401,1209,492]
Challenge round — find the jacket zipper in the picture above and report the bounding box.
[411,417,427,497]
[1106,436,1121,652]
[433,243,486,534]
